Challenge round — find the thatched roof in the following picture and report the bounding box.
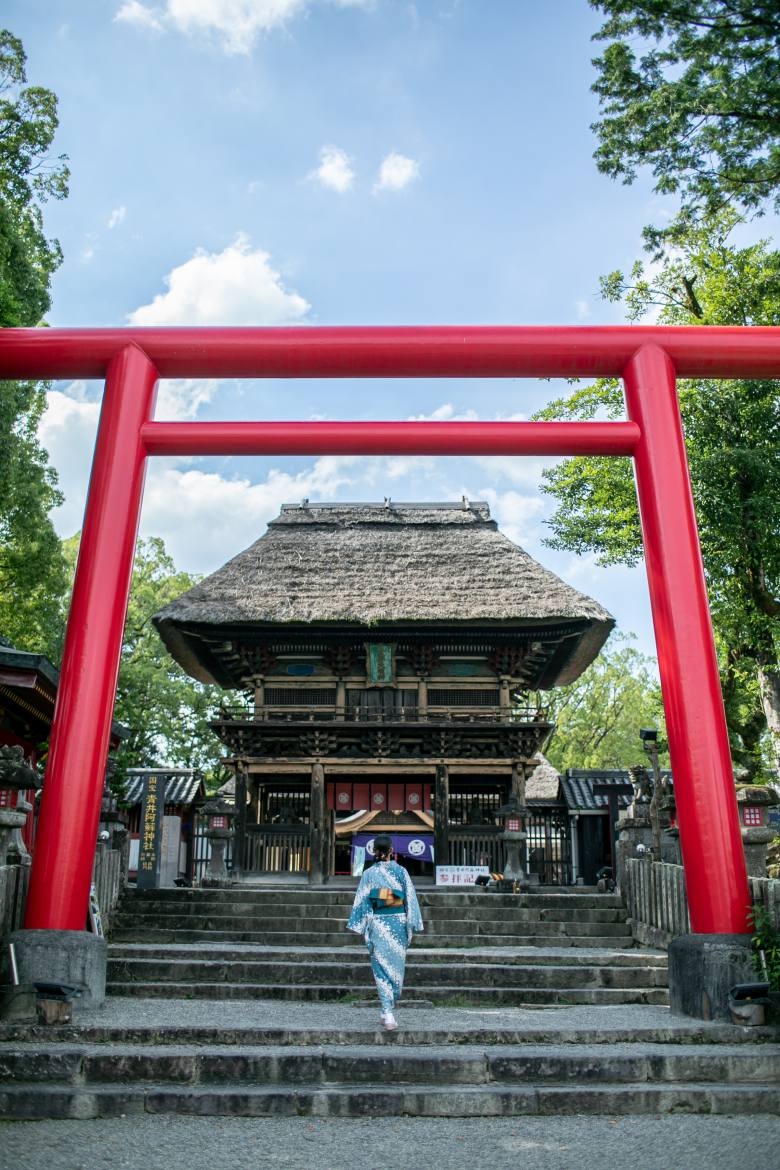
[526,754,562,802]
[154,502,613,685]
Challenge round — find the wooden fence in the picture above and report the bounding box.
[244,824,311,873]
[448,828,504,871]
[92,845,125,933]
[0,863,30,943]
[0,843,126,950]
[623,858,780,948]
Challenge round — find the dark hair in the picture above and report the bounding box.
[373,834,393,859]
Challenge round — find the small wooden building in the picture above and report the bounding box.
[154,502,614,882]
[0,638,126,857]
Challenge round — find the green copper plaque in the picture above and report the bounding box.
[366,643,395,685]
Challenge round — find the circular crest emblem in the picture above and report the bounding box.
[373,792,385,805]
[338,792,350,805]
[365,838,375,855]
[407,838,426,857]
[408,792,419,805]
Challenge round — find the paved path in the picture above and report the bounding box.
[2,996,746,1039]
[1,1115,778,1170]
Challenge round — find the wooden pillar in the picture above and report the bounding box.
[253,678,265,717]
[418,677,428,717]
[336,679,346,720]
[233,761,248,879]
[309,762,327,885]
[434,763,449,867]
[510,760,527,806]
[499,677,511,710]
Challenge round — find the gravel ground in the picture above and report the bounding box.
[25,997,740,1036]
[1,1115,778,1170]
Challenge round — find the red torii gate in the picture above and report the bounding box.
[3,325,778,937]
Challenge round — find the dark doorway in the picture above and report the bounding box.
[578,816,610,885]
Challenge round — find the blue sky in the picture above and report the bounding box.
[8,0,722,662]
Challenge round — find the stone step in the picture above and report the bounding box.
[126,889,625,910]
[118,903,629,924]
[106,958,668,989]
[0,1015,770,1048]
[2,1042,776,1087]
[111,914,632,937]
[108,927,637,948]
[107,944,667,968]
[2,1079,777,1119]
[105,981,669,1005]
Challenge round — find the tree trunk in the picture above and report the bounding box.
[758,666,780,769]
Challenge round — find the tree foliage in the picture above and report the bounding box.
[0,29,69,651]
[536,214,780,774]
[536,636,667,772]
[590,1,780,223]
[50,536,230,780]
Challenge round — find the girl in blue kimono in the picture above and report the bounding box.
[346,834,424,1030]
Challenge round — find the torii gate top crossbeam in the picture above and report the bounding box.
[1,324,779,380]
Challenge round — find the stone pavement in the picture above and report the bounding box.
[1,1114,778,1170]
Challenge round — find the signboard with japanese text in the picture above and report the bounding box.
[137,773,164,889]
[366,643,395,686]
[435,865,490,886]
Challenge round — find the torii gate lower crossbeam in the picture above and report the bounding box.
[3,324,777,938]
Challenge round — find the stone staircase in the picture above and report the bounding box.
[3,885,777,1118]
[1,1005,778,1118]
[106,885,667,1007]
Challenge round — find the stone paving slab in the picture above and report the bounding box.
[1,998,775,1043]
[1,1114,777,1170]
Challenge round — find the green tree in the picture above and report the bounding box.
[589,1,780,225]
[536,213,780,773]
[51,536,230,780]
[536,635,667,772]
[0,29,69,650]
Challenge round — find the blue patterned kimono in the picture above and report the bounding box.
[346,860,424,1012]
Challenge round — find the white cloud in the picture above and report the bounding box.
[575,299,590,320]
[127,235,310,326]
[115,1,165,32]
[114,1,372,55]
[373,152,420,193]
[107,205,127,230]
[156,379,220,419]
[310,145,355,193]
[407,403,479,421]
[38,391,102,537]
[141,457,354,570]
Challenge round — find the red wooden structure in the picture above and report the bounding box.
[2,325,778,936]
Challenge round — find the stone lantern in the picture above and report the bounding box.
[202,797,236,883]
[0,745,40,866]
[734,784,780,877]
[494,793,529,890]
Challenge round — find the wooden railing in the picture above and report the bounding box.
[244,824,311,874]
[1,842,126,946]
[622,858,780,948]
[92,845,125,932]
[0,862,29,943]
[219,705,546,725]
[448,827,504,871]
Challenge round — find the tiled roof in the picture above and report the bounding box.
[123,770,205,808]
[560,769,672,812]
